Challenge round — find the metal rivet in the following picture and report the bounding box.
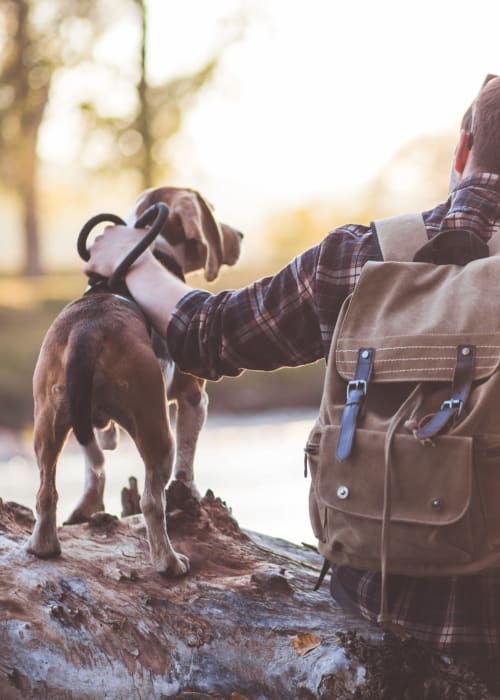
[461,347,471,356]
[361,350,370,359]
[337,486,350,500]
[431,499,442,510]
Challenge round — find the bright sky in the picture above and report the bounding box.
[5,0,500,270]
[142,0,500,230]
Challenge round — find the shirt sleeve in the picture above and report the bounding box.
[166,243,323,380]
[166,222,378,381]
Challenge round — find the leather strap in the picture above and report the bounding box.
[414,345,475,440]
[413,229,489,265]
[313,558,331,591]
[336,348,375,462]
[373,213,428,262]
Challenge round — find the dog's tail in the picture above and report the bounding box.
[66,333,99,445]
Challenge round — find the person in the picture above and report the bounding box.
[85,75,500,692]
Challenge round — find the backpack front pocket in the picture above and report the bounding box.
[313,425,487,576]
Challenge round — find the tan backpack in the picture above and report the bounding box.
[306,213,500,622]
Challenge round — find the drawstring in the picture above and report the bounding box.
[378,385,424,626]
[402,385,425,434]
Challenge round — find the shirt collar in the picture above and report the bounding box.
[451,172,500,197]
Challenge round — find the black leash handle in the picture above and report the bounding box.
[77,203,169,291]
[77,213,126,289]
[109,203,169,289]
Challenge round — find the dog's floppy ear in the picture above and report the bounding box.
[133,187,224,282]
[176,192,224,282]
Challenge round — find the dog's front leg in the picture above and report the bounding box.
[169,373,207,499]
[26,412,69,558]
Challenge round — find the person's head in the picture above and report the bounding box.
[450,74,500,189]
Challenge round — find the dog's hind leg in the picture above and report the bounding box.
[134,416,190,577]
[64,436,106,524]
[26,410,70,558]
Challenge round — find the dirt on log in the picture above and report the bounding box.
[0,483,489,700]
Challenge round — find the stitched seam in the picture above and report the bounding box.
[337,345,500,353]
[338,332,500,338]
[369,365,497,375]
[338,355,500,364]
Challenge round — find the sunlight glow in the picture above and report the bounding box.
[4,0,500,270]
[146,0,500,226]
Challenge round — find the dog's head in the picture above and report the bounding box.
[128,187,243,282]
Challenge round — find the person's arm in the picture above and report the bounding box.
[125,255,190,333]
[84,223,324,380]
[163,223,381,380]
[165,245,324,380]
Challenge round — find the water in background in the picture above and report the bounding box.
[0,409,318,546]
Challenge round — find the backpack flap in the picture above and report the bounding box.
[335,257,500,387]
[332,256,500,455]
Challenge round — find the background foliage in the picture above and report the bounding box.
[0,1,458,431]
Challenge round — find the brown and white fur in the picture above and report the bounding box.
[26,187,243,576]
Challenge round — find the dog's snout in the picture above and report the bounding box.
[222,223,244,242]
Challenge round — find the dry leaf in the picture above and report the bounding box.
[231,693,251,700]
[291,632,321,656]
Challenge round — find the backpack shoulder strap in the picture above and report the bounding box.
[373,213,428,262]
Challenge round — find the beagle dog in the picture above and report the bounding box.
[26,187,243,577]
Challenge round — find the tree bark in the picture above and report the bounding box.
[136,0,154,190]
[2,0,49,277]
[0,484,489,699]
[20,167,43,277]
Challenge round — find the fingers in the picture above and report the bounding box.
[82,225,151,279]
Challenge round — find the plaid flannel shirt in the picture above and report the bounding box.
[167,173,500,658]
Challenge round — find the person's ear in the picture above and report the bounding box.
[454,129,472,175]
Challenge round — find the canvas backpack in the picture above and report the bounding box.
[305,213,500,621]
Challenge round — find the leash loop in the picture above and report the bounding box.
[77,203,169,292]
[109,203,169,289]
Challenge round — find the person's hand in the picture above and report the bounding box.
[83,225,154,279]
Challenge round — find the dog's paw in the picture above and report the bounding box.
[156,551,190,577]
[65,498,105,525]
[184,481,201,501]
[64,508,92,525]
[170,551,191,577]
[25,534,61,559]
[171,477,201,501]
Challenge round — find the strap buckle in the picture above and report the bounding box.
[415,345,474,440]
[346,379,367,400]
[439,398,463,416]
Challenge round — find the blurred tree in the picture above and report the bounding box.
[264,206,328,270]
[79,1,241,189]
[265,129,455,269]
[0,0,243,274]
[0,0,110,275]
[362,129,454,216]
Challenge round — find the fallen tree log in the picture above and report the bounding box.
[0,483,489,699]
